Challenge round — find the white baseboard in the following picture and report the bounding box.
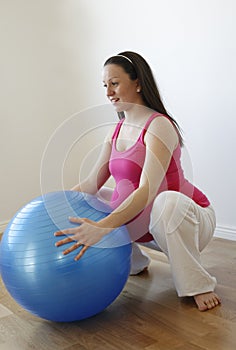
[214,225,236,241]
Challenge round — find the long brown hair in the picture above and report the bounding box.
[104,51,184,146]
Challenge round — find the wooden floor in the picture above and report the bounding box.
[0,237,236,350]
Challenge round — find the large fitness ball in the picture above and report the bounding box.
[0,191,131,322]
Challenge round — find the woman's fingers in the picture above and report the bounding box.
[54,217,84,237]
[54,227,79,236]
[69,216,84,223]
[55,236,73,247]
[54,231,65,237]
[63,242,83,256]
[54,217,92,261]
[74,245,89,261]
[63,242,89,261]
[55,235,89,260]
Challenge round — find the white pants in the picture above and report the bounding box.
[99,188,217,297]
[135,191,217,297]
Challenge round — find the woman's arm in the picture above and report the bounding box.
[71,127,114,194]
[97,116,179,229]
[55,117,178,260]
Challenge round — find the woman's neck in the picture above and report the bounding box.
[124,104,155,125]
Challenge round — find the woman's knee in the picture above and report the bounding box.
[151,191,180,219]
[149,191,191,234]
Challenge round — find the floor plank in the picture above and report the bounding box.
[0,237,236,349]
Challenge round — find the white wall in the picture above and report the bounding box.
[1,0,235,239]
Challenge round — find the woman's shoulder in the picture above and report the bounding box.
[145,114,179,150]
[147,114,176,133]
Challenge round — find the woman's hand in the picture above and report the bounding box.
[54,217,111,261]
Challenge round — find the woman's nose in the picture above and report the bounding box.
[106,86,115,97]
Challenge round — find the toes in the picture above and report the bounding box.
[198,303,208,311]
[205,299,216,310]
[206,294,221,310]
[193,296,208,311]
[193,292,221,311]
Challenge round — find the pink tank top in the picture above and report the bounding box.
[109,113,210,242]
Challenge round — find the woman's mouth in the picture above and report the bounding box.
[110,98,120,104]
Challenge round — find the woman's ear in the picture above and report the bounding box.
[136,80,141,93]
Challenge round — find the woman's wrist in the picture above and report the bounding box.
[97,215,120,234]
[96,217,114,231]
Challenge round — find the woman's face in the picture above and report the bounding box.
[102,64,142,112]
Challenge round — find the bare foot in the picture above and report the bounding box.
[193,292,221,311]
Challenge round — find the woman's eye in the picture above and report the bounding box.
[103,82,118,88]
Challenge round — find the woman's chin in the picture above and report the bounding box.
[112,101,134,113]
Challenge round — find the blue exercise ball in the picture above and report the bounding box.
[0,191,131,322]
